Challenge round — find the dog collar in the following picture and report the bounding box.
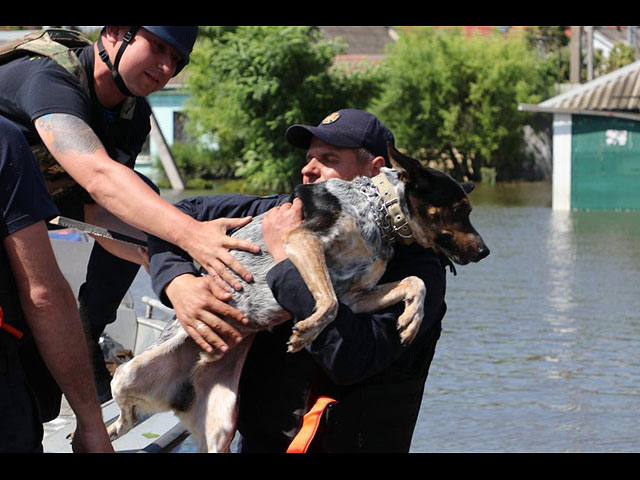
[371,172,415,245]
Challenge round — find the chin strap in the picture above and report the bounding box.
[97,26,140,97]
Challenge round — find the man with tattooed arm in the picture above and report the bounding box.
[0,26,257,448]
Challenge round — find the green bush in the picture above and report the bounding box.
[372,27,556,181]
[184,26,382,192]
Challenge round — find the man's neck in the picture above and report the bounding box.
[92,43,126,110]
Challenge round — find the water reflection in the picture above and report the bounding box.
[546,210,577,316]
[410,182,640,452]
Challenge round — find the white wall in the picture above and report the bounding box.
[552,114,573,211]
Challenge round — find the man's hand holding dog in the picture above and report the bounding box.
[165,273,247,354]
[262,199,304,263]
[185,216,262,293]
[164,200,302,355]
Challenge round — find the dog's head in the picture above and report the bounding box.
[387,143,489,265]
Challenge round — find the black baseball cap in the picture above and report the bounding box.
[285,109,395,164]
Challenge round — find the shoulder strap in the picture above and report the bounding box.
[286,396,337,453]
[0,28,92,96]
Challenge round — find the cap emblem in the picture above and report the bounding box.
[321,112,341,124]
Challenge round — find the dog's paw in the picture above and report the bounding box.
[107,420,124,441]
[397,305,423,345]
[396,277,426,346]
[287,323,324,353]
[287,328,310,353]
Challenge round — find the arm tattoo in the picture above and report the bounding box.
[36,114,103,155]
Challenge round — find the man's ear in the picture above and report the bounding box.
[370,155,386,177]
[103,26,128,44]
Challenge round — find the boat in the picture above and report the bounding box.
[42,229,189,453]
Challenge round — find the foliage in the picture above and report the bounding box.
[372,27,556,181]
[597,42,638,74]
[184,26,382,193]
[524,26,570,53]
[168,141,236,188]
[524,27,638,83]
[524,26,571,83]
[179,26,636,186]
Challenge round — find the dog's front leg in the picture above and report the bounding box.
[282,227,339,353]
[346,276,426,346]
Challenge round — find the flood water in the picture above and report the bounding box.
[132,182,640,453]
[410,182,640,453]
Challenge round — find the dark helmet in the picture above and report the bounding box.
[141,26,199,75]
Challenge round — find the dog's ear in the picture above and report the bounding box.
[460,182,475,194]
[387,143,424,183]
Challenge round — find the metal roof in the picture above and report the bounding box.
[540,59,640,112]
[519,59,640,121]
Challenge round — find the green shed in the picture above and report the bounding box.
[520,60,640,211]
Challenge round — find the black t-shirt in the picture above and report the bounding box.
[0,44,152,168]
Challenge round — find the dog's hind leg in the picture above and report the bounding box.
[108,329,201,441]
[346,276,426,346]
[282,228,339,353]
[186,336,254,453]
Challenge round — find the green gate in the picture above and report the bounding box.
[571,114,640,211]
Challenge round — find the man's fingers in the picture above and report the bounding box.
[185,309,245,353]
[218,268,246,291]
[218,217,261,254]
[224,236,261,255]
[198,309,244,344]
[220,251,255,284]
[203,249,255,288]
[205,296,249,325]
[186,323,226,354]
[207,274,234,299]
[220,216,253,229]
[291,198,303,211]
[202,257,243,291]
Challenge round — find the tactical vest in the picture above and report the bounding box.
[0,28,136,201]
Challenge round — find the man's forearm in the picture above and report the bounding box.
[34,113,197,248]
[3,223,108,439]
[24,281,105,427]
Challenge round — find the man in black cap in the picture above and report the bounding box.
[287,108,395,183]
[148,109,448,452]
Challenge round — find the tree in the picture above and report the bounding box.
[372,27,556,181]
[597,42,638,75]
[185,26,382,193]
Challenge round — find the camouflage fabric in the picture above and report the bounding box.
[0,28,92,96]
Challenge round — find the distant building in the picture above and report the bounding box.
[593,26,639,58]
[520,60,640,211]
[320,26,398,71]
